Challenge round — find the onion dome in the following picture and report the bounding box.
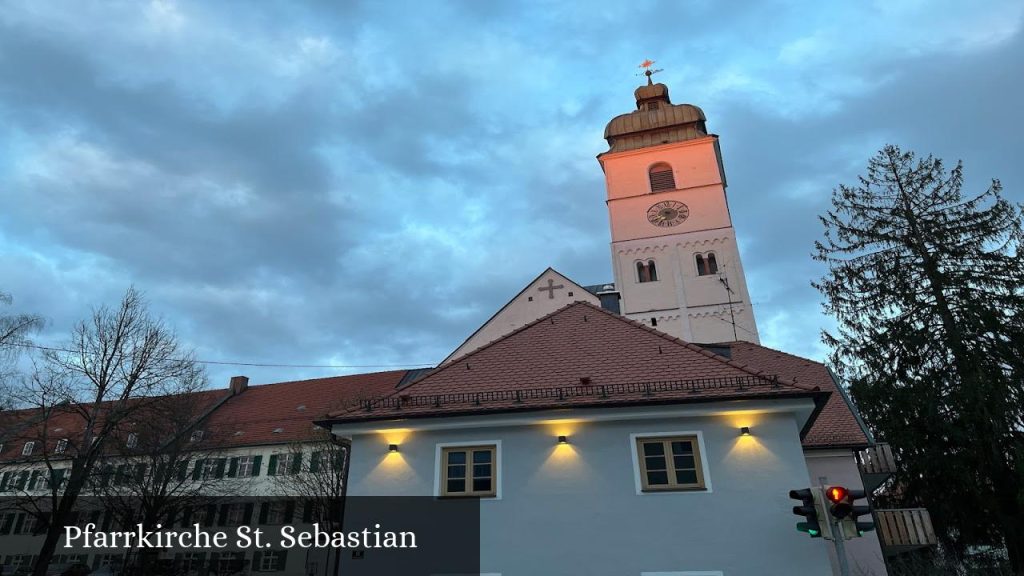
[604,71,708,153]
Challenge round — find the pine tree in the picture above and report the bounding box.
[814,145,1024,572]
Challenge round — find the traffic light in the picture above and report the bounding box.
[825,486,876,539]
[789,488,830,540]
[824,485,853,518]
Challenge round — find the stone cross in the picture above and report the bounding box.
[538,278,565,299]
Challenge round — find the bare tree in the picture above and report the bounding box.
[91,390,240,576]
[270,429,351,576]
[0,290,43,406]
[3,287,206,576]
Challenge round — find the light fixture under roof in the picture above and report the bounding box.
[272,428,284,434]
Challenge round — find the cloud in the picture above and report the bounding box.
[0,0,1021,389]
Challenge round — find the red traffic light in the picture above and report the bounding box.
[825,486,849,503]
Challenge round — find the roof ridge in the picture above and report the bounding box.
[573,302,818,392]
[249,369,409,389]
[326,301,593,418]
[726,340,829,369]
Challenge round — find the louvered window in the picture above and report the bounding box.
[649,163,676,192]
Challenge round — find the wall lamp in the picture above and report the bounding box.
[739,427,751,436]
[557,435,568,444]
[388,444,399,453]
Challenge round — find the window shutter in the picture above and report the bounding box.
[283,501,295,524]
[227,457,239,478]
[0,471,10,491]
[52,468,66,489]
[251,455,262,477]
[302,501,313,523]
[243,502,254,525]
[12,513,24,535]
[176,461,189,482]
[291,453,302,474]
[335,448,346,472]
[29,471,40,490]
[649,169,676,191]
[0,514,14,535]
[209,552,220,574]
[252,551,262,572]
[275,550,288,571]
[267,455,278,477]
[309,451,322,473]
[258,503,269,525]
[192,459,204,481]
[181,506,193,528]
[215,458,227,479]
[15,471,28,490]
[217,504,229,526]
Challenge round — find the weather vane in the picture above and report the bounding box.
[637,59,663,84]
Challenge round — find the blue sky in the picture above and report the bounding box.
[1,0,1022,387]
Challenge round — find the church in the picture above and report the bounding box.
[321,71,904,575]
[0,70,935,576]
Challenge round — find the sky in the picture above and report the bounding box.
[1,0,1022,389]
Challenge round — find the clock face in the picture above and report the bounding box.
[647,200,689,227]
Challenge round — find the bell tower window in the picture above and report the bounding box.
[648,163,676,192]
[695,252,719,276]
[637,260,658,283]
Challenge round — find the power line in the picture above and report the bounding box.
[5,341,435,370]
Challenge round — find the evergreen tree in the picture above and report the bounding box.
[814,145,1024,572]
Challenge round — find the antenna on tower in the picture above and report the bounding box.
[718,273,739,341]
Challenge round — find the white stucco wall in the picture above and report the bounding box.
[336,402,833,576]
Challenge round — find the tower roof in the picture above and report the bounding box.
[603,76,709,154]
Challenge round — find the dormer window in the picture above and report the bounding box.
[126,433,138,449]
[22,441,35,456]
[648,163,676,192]
[636,260,658,283]
[190,430,204,443]
[55,439,68,454]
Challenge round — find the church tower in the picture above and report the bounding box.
[598,66,760,344]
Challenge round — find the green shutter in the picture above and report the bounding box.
[267,455,278,476]
[176,461,188,482]
[309,451,321,473]
[283,501,295,523]
[215,458,226,479]
[29,471,40,490]
[227,458,239,478]
[251,455,262,477]
[51,469,66,489]
[243,503,254,525]
[0,471,11,491]
[217,504,229,526]
[15,471,29,490]
[291,453,302,474]
[192,459,205,481]
[275,550,288,571]
[258,503,269,524]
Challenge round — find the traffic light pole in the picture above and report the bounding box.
[820,477,851,576]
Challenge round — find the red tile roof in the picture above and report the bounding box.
[325,302,827,425]
[206,370,409,447]
[723,341,871,448]
[0,389,230,462]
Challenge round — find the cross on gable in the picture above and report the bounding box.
[538,278,565,299]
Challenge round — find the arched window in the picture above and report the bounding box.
[696,252,719,276]
[648,163,676,192]
[637,260,658,283]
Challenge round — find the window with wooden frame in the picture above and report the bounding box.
[440,445,496,497]
[635,435,705,491]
